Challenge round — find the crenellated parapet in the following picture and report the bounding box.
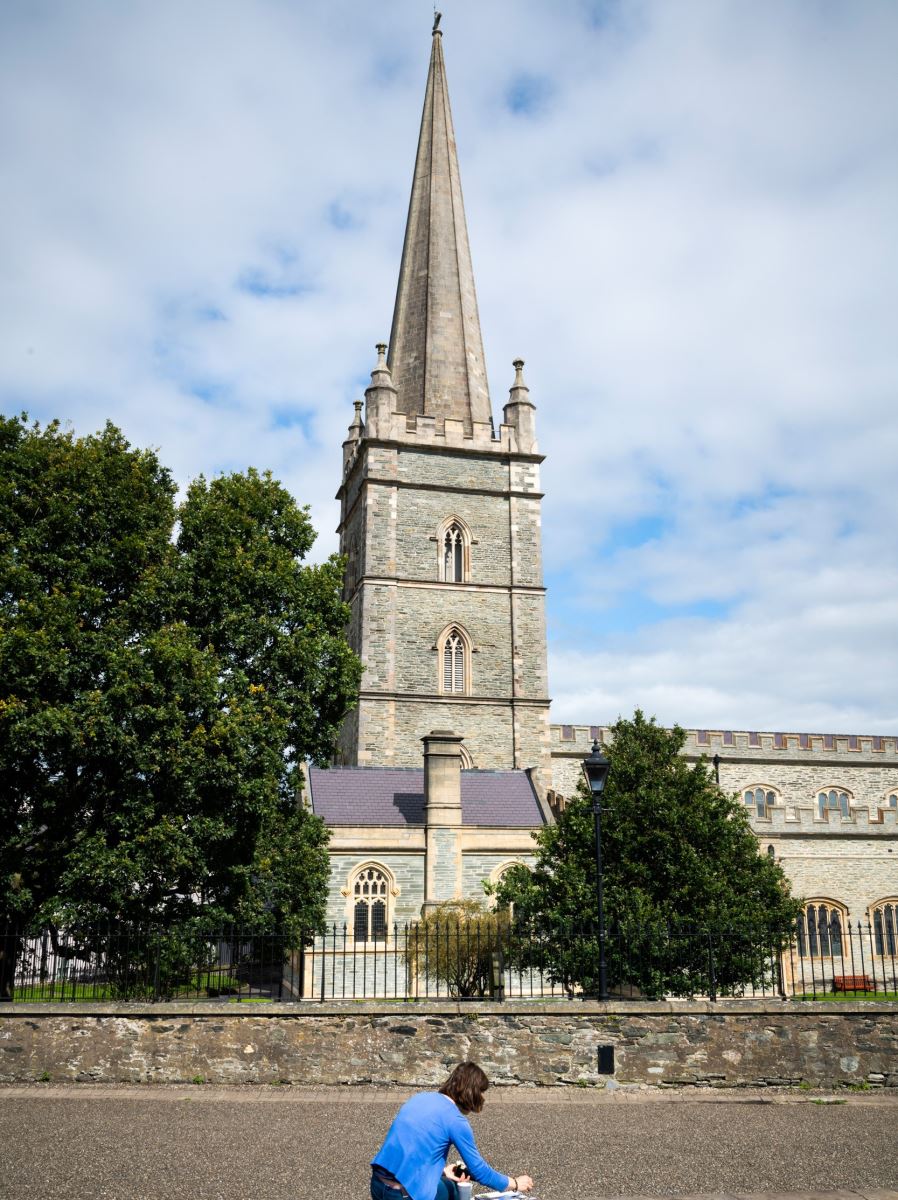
[548,723,898,817]
[747,802,898,835]
[350,346,541,464]
[550,722,898,761]
[681,727,898,760]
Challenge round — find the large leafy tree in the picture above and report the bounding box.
[494,711,802,997]
[0,416,360,994]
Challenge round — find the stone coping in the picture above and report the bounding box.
[2,999,897,1018]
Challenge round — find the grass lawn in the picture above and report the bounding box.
[795,990,898,1001]
[10,971,246,1002]
[12,983,122,1001]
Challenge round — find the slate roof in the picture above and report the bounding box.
[306,766,545,828]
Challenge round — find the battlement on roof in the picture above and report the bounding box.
[747,802,898,834]
[550,723,898,761]
[361,407,536,457]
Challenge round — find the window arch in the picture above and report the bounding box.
[487,860,529,913]
[870,898,898,958]
[438,624,472,695]
[817,787,852,819]
[796,900,846,958]
[742,785,778,818]
[437,516,472,583]
[345,863,396,943]
[884,792,897,809]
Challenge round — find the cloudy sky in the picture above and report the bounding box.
[3,0,897,734]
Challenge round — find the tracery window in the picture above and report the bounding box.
[796,901,845,958]
[743,787,777,818]
[443,522,464,582]
[351,866,390,943]
[441,626,469,694]
[437,517,471,582]
[871,900,898,957]
[818,788,850,819]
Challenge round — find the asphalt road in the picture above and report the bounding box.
[1,1084,896,1200]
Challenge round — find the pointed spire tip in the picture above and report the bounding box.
[432,11,442,35]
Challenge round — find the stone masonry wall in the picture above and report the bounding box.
[337,419,551,780]
[2,1003,896,1089]
[354,697,519,770]
[548,723,898,928]
[326,853,424,926]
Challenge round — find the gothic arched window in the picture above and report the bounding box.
[743,786,777,818]
[437,517,472,583]
[440,626,469,694]
[796,901,845,958]
[351,865,391,943]
[871,899,898,957]
[443,523,464,582]
[818,788,851,819]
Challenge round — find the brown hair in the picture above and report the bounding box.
[439,1062,490,1114]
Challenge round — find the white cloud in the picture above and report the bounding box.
[1,0,896,734]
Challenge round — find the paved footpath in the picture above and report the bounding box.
[0,1084,896,1200]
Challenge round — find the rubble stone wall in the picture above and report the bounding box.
[2,1002,896,1089]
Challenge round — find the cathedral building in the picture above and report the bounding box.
[307,24,897,960]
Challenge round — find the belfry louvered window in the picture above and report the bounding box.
[443,523,464,582]
[352,866,389,942]
[442,628,466,693]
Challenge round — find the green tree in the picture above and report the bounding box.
[0,416,361,996]
[404,900,509,999]
[493,711,802,997]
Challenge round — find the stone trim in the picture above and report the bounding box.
[336,476,545,535]
[348,578,546,596]
[356,691,551,706]
[355,437,544,465]
[553,750,898,770]
[4,999,895,1017]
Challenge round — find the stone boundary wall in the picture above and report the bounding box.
[2,1002,896,1090]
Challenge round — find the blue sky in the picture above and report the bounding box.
[2,0,897,733]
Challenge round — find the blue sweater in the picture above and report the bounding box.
[372,1091,511,1200]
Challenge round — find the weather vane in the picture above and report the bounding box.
[433,10,442,34]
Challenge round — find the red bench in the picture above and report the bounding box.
[833,974,873,992]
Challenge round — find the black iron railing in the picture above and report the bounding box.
[2,915,896,1003]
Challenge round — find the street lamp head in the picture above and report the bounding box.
[583,738,611,798]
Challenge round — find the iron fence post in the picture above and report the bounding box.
[320,930,326,1002]
[707,929,717,1002]
[152,929,161,1003]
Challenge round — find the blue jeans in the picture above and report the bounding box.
[370,1172,459,1200]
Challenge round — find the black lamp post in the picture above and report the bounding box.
[582,738,611,1002]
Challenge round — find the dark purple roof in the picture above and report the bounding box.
[306,766,545,828]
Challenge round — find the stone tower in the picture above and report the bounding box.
[336,24,551,791]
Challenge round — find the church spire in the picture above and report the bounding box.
[387,22,492,434]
